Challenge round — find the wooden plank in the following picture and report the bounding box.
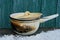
[0,0,13,28]
[41,0,57,28]
[13,0,42,12]
[56,0,60,27]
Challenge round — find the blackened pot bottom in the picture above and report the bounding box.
[11,22,36,34]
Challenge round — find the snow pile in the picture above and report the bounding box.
[0,29,60,40]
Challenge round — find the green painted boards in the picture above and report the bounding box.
[0,0,60,28]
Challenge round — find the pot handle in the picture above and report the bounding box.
[39,14,59,23]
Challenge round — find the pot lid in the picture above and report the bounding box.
[10,11,42,21]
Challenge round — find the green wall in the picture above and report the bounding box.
[0,0,60,28]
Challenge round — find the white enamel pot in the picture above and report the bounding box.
[10,12,59,35]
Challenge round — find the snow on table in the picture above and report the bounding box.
[0,29,60,40]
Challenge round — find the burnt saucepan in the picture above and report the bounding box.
[10,11,59,35]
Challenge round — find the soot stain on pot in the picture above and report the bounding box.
[11,20,36,33]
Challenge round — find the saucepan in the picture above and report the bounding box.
[10,11,59,35]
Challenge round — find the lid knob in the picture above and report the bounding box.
[24,11,30,16]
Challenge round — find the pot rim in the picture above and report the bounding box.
[9,12,42,21]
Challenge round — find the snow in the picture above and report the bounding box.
[0,29,60,40]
